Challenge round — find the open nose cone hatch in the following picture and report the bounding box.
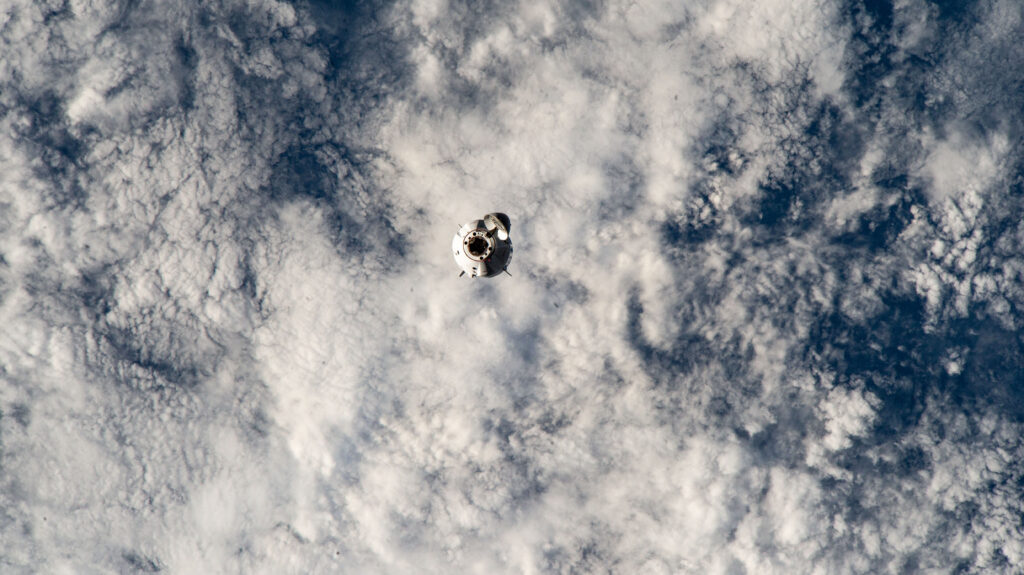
[452,212,513,278]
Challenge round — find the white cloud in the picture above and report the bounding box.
[922,129,1007,203]
[820,385,878,452]
[3,0,1024,572]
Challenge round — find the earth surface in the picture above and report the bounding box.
[1,0,1023,573]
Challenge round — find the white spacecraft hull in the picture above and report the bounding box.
[452,213,513,278]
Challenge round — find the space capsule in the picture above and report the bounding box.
[452,212,513,278]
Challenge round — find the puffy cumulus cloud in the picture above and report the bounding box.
[3,0,1024,573]
[0,0,383,572]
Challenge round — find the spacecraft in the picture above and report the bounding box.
[452,212,513,278]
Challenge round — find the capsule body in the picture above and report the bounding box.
[452,213,513,278]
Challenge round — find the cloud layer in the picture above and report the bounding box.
[2,0,1023,572]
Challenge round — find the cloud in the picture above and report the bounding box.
[2,0,1024,573]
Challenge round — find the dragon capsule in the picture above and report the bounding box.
[452,212,513,278]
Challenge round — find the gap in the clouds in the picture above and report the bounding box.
[482,415,549,500]
[173,35,199,115]
[663,120,748,246]
[624,288,766,437]
[303,0,417,47]
[237,243,271,320]
[99,323,216,391]
[38,2,73,24]
[860,0,895,31]
[668,62,866,247]
[595,158,645,221]
[77,266,117,320]
[301,0,412,94]
[843,0,898,110]
[956,320,1024,423]
[230,0,420,263]
[930,0,983,23]
[837,0,1020,195]
[97,0,147,36]
[747,395,819,467]
[540,536,611,575]
[661,183,721,246]
[16,91,89,208]
[852,0,996,137]
[533,269,591,308]
[625,289,704,382]
[122,550,164,573]
[811,293,935,434]
[265,142,406,258]
[831,187,919,252]
[743,99,865,240]
[6,403,32,429]
[330,432,364,487]
[811,285,1024,447]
